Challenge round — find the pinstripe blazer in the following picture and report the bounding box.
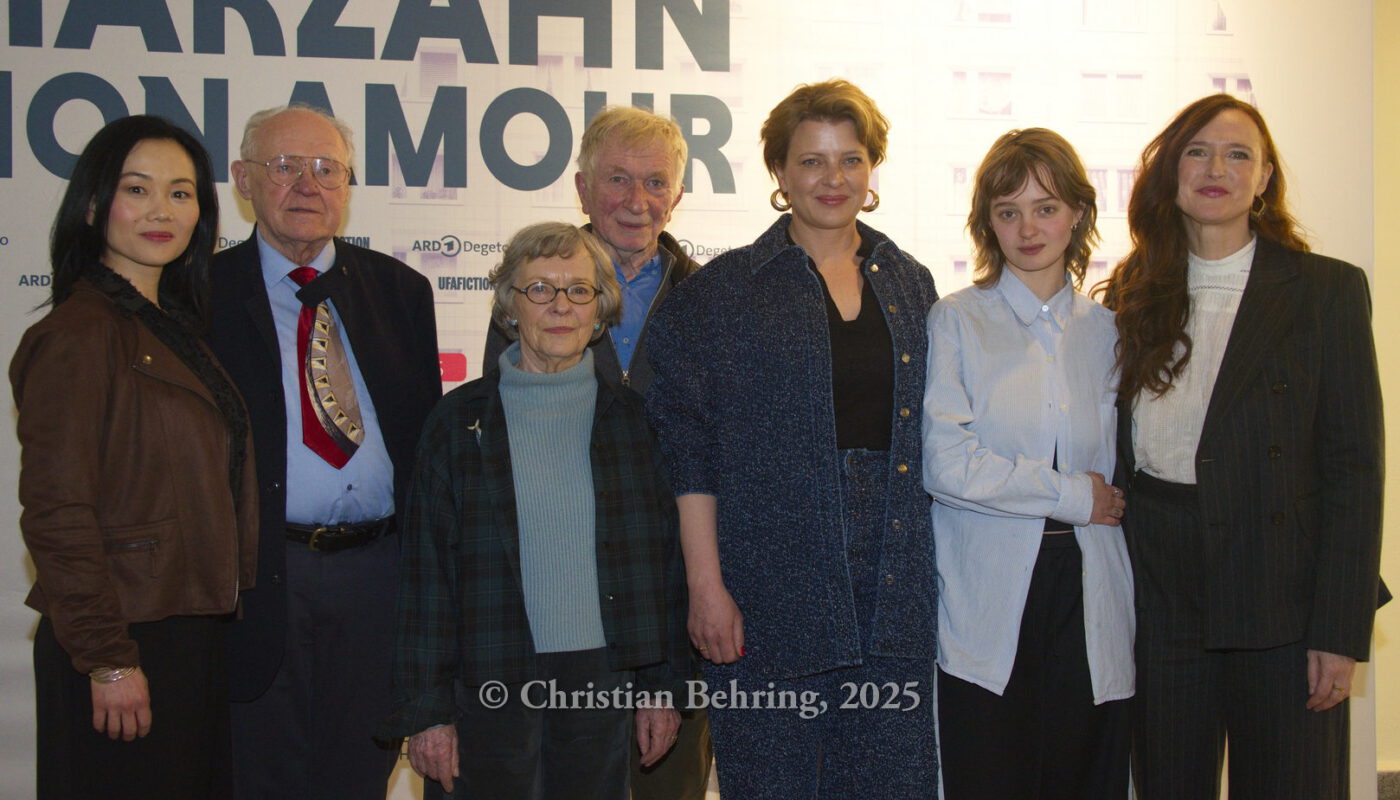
[1120,236,1383,661]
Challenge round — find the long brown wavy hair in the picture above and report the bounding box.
[1097,94,1308,402]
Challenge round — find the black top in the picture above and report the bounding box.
[811,238,893,451]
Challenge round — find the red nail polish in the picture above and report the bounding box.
[740,647,746,657]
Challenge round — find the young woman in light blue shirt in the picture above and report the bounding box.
[922,128,1134,799]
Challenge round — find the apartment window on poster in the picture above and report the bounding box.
[1117,168,1138,214]
[420,51,458,93]
[1080,73,1145,122]
[538,54,565,94]
[952,71,1013,117]
[1088,168,1110,214]
[1082,0,1145,30]
[951,166,970,215]
[952,0,1013,25]
[1209,1,1229,33]
[1211,76,1254,105]
[390,154,458,202]
[416,250,457,279]
[394,245,459,288]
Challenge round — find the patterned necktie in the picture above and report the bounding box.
[288,267,363,468]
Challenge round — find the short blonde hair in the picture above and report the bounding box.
[488,223,621,340]
[578,106,687,188]
[761,80,889,179]
[967,128,1099,289]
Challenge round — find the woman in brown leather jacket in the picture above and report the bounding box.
[10,115,257,799]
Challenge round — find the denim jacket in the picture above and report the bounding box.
[646,215,939,679]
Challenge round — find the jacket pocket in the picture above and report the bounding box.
[102,520,173,579]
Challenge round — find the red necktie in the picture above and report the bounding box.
[288,267,358,468]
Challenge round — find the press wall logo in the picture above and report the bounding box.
[675,239,734,262]
[412,235,508,259]
[413,234,462,257]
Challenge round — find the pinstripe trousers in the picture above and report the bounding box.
[1128,472,1349,800]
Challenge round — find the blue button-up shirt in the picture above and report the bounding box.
[610,252,666,372]
[257,233,395,525]
[921,270,1134,704]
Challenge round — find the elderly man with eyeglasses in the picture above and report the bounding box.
[209,104,442,800]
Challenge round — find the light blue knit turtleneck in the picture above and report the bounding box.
[498,344,605,652]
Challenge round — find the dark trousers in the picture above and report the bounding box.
[432,648,632,800]
[1129,473,1349,799]
[231,534,400,800]
[707,449,938,800]
[35,615,231,800]
[629,705,712,800]
[937,534,1130,800]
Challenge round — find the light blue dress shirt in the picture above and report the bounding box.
[257,233,395,525]
[610,251,666,372]
[921,270,1134,704]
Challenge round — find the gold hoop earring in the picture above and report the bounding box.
[770,189,791,212]
[1251,195,1267,217]
[861,190,880,213]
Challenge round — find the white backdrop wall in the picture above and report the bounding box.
[0,2,1377,798]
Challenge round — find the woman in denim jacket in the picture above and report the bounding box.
[646,79,939,799]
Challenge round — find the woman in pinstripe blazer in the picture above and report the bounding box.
[1100,94,1383,798]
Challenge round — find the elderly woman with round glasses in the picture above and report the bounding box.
[383,222,690,800]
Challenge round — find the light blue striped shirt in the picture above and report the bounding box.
[921,270,1134,703]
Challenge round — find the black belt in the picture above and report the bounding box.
[1131,470,1199,504]
[285,516,395,552]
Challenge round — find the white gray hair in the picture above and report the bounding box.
[238,103,356,165]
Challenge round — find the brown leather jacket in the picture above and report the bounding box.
[10,282,258,674]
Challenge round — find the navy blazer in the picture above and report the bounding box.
[209,234,442,700]
[1119,236,1383,661]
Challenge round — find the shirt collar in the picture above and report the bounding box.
[614,251,665,285]
[256,230,335,293]
[749,215,896,275]
[996,268,1073,329]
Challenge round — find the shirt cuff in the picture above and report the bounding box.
[1051,471,1094,527]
